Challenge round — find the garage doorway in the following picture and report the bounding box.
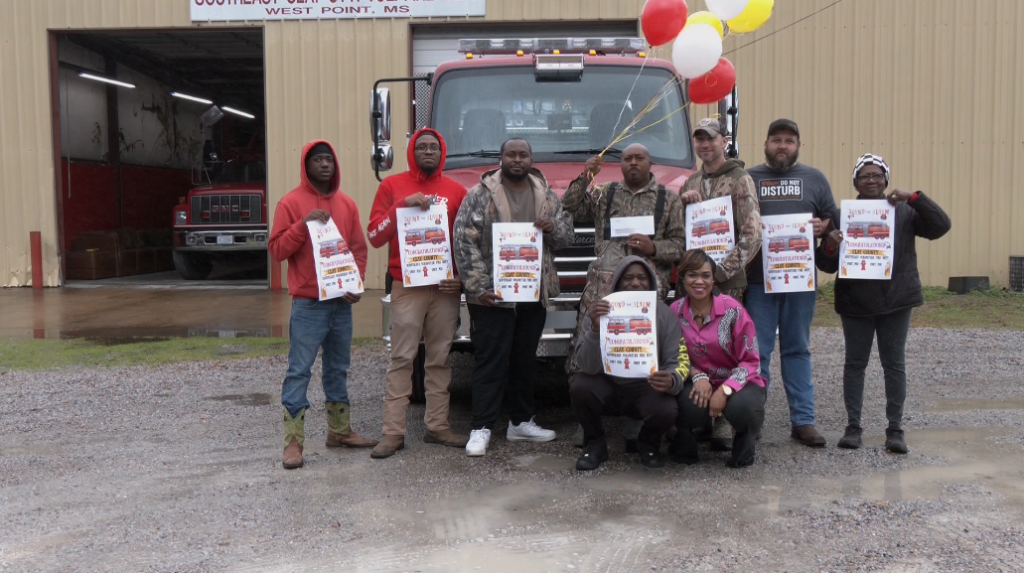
[52,29,268,288]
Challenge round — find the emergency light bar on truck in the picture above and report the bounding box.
[458,37,645,56]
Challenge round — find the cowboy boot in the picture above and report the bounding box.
[325,402,378,448]
[282,408,305,469]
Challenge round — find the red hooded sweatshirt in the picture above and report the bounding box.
[269,140,367,299]
[367,128,467,281]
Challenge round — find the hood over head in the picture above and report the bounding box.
[300,139,340,196]
[705,157,747,178]
[407,128,448,181]
[610,255,658,293]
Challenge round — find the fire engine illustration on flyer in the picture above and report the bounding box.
[599,290,658,379]
[685,196,735,265]
[307,218,364,301]
[396,205,453,287]
[839,199,896,280]
[491,222,543,303]
[760,213,816,294]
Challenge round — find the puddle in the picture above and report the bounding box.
[512,454,575,471]
[204,392,274,407]
[924,398,1024,413]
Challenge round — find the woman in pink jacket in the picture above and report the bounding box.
[669,249,767,468]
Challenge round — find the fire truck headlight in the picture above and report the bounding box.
[175,210,187,226]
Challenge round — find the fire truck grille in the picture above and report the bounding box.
[191,194,263,224]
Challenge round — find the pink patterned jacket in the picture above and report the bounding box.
[669,294,765,392]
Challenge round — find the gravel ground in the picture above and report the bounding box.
[2,327,1024,573]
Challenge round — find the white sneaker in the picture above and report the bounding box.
[466,429,491,457]
[507,418,556,442]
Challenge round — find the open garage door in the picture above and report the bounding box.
[411,22,637,130]
[54,29,268,288]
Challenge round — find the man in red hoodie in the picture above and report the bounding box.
[269,140,378,470]
[366,129,468,459]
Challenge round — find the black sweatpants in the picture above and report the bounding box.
[570,371,677,448]
[675,382,766,466]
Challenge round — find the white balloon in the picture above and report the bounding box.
[706,0,751,21]
[671,24,724,79]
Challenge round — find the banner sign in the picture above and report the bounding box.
[191,0,487,22]
[599,291,658,379]
[685,196,735,265]
[760,213,816,294]
[491,222,542,303]
[839,199,896,280]
[307,217,364,301]
[396,205,453,287]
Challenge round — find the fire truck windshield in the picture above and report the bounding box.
[431,65,692,169]
[213,160,267,184]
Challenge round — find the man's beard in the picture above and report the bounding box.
[765,148,799,172]
[501,165,529,182]
[419,165,436,176]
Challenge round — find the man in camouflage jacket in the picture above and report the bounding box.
[679,118,762,300]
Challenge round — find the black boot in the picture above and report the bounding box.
[837,425,863,449]
[669,431,699,465]
[637,440,664,468]
[576,437,610,471]
[885,428,908,454]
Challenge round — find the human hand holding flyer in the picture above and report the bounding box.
[839,199,896,280]
[307,217,364,301]
[492,222,543,302]
[760,213,816,293]
[685,196,735,264]
[396,205,453,287]
[599,290,658,379]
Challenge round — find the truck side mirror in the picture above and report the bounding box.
[371,143,394,172]
[370,87,392,142]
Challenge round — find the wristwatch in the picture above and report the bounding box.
[721,385,734,397]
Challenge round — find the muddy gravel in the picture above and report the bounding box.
[2,327,1024,572]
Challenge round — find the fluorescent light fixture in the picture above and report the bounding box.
[78,72,135,89]
[172,92,213,105]
[222,106,255,119]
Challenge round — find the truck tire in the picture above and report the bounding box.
[173,251,213,280]
[410,343,426,404]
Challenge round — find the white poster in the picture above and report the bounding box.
[760,213,816,294]
[599,291,658,379]
[307,218,364,301]
[396,205,453,287]
[839,199,896,280]
[191,0,486,22]
[491,222,543,303]
[685,196,736,264]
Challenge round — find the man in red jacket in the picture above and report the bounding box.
[269,140,378,470]
[366,128,468,458]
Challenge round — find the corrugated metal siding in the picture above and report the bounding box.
[2,0,1022,289]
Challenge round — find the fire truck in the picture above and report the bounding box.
[425,228,447,245]
[629,318,653,335]
[373,37,717,400]
[519,245,539,262]
[404,230,425,246]
[709,219,731,235]
[768,236,811,253]
[606,318,628,335]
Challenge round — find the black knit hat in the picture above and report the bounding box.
[308,142,332,158]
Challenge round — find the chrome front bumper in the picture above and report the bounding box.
[176,229,268,252]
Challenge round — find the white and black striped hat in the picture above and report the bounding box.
[853,153,890,184]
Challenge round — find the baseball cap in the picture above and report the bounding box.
[693,117,725,137]
[767,118,800,138]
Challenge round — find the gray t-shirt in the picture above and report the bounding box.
[504,185,536,223]
[746,162,839,284]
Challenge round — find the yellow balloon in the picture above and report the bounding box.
[684,11,725,39]
[727,0,773,34]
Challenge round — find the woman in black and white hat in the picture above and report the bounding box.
[817,154,951,454]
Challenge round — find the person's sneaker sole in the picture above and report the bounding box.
[506,433,556,443]
[466,449,486,457]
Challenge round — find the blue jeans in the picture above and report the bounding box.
[744,287,817,427]
[282,297,352,417]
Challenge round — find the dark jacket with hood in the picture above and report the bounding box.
[366,128,467,281]
[573,256,687,396]
[269,140,367,300]
[817,191,951,317]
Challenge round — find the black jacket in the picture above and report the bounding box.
[817,192,951,317]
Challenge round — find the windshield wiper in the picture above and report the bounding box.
[446,150,502,159]
[553,147,622,157]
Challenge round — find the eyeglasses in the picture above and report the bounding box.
[855,173,886,182]
[414,144,441,153]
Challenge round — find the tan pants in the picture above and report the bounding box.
[382,280,461,436]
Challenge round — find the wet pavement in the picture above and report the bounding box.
[0,287,386,340]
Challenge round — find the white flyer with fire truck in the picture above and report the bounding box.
[685,196,735,264]
[599,290,658,379]
[839,199,896,280]
[760,213,816,294]
[396,205,453,287]
[491,222,543,303]
[307,218,364,301]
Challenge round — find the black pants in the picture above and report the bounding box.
[840,308,912,431]
[570,371,677,448]
[468,302,547,430]
[675,382,766,466]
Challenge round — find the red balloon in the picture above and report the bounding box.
[641,0,689,47]
[688,57,736,104]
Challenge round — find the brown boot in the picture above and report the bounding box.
[424,429,469,447]
[325,402,379,448]
[790,424,827,448]
[282,409,305,469]
[370,435,405,459]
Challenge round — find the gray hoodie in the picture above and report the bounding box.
[573,255,686,395]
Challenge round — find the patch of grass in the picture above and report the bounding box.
[812,286,1024,330]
